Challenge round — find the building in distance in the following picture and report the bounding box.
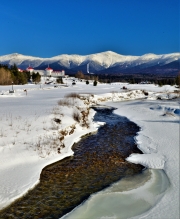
[24,65,65,77]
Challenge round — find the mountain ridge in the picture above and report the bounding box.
[0,51,179,76]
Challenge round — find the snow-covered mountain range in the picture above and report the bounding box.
[0,51,179,75]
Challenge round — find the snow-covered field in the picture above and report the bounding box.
[0,78,179,218]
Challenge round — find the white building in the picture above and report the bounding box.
[51,70,65,77]
[25,65,65,77]
[45,66,53,76]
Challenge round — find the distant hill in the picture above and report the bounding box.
[0,51,179,76]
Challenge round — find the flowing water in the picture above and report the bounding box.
[0,106,146,219]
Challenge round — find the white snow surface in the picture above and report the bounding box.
[0,79,179,219]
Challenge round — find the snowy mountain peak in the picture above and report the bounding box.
[11,53,19,56]
[140,53,158,59]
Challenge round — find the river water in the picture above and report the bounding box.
[0,106,169,219]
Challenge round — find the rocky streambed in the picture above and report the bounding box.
[0,106,144,219]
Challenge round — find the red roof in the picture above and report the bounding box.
[46,67,53,70]
[27,67,33,70]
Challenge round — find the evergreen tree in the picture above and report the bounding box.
[130,78,135,84]
[175,72,180,87]
[18,72,28,84]
[32,72,41,83]
[93,80,97,86]
[158,80,163,86]
[170,79,175,86]
[24,71,31,82]
[11,70,28,84]
[10,63,18,73]
[56,77,63,84]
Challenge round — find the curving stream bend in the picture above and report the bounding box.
[0,106,169,219]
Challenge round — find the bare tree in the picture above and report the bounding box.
[0,68,12,85]
[75,71,84,79]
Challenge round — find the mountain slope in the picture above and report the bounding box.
[0,51,179,75]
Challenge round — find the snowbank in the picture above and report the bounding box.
[104,98,179,219]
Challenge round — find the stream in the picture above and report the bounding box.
[0,106,147,219]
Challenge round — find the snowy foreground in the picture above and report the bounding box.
[0,78,179,219]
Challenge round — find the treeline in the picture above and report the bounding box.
[156,78,176,86]
[98,73,180,87]
[75,70,180,87]
[0,64,41,85]
[75,71,99,81]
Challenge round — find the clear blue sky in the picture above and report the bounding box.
[0,0,179,57]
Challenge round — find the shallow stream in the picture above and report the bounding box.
[0,106,147,219]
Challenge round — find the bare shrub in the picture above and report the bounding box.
[57,147,61,154]
[142,90,149,96]
[54,118,61,124]
[65,93,80,99]
[59,129,68,136]
[12,139,16,145]
[59,136,64,142]
[57,99,71,106]
[61,143,65,148]
[69,124,76,135]
[35,137,42,150]
[162,111,175,117]
[73,110,81,123]
[81,108,90,128]
[0,129,5,137]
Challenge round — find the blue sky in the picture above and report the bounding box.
[0,0,179,57]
